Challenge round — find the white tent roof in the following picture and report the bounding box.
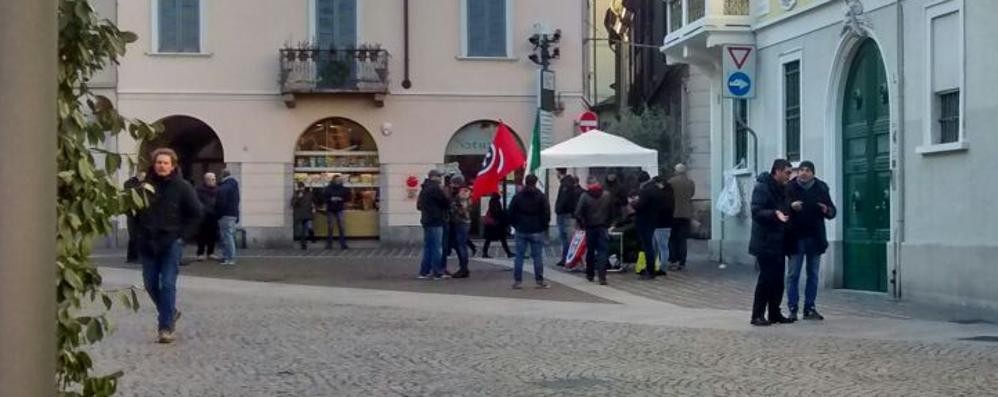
[540,130,659,176]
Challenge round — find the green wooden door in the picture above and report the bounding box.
[842,40,890,292]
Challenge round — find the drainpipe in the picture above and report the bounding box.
[892,0,906,300]
[401,0,412,89]
[0,0,56,394]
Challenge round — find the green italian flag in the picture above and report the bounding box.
[526,109,543,191]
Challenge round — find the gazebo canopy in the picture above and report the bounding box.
[539,130,659,176]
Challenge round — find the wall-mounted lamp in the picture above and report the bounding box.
[381,122,393,136]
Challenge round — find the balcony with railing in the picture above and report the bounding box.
[662,0,753,64]
[279,47,390,107]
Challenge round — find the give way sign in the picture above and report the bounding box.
[722,45,756,99]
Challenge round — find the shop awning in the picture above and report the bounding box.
[539,130,659,176]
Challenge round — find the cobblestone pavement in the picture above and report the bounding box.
[92,270,998,397]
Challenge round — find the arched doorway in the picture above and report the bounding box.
[445,120,525,236]
[293,117,380,239]
[841,39,890,292]
[141,116,224,186]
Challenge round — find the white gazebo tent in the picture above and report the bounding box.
[540,130,659,176]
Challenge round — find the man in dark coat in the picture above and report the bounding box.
[509,174,552,289]
[123,171,146,264]
[134,148,203,343]
[631,172,664,279]
[215,169,240,265]
[785,161,837,321]
[291,181,316,250]
[323,174,351,250]
[417,170,450,280]
[554,173,583,266]
[749,159,796,326]
[668,163,695,270]
[575,177,615,285]
[653,176,675,277]
[194,172,219,261]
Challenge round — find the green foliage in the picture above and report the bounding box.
[603,106,691,174]
[57,1,160,395]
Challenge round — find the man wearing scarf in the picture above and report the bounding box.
[786,161,837,321]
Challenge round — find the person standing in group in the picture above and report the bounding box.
[323,174,351,250]
[417,170,451,280]
[482,192,513,258]
[133,148,203,343]
[786,161,837,321]
[554,172,583,266]
[668,163,695,271]
[291,181,316,250]
[449,176,473,278]
[194,172,219,262]
[215,169,240,266]
[749,159,797,326]
[575,177,615,285]
[123,171,146,264]
[631,172,663,279]
[653,176,676,277]
[509,174,551,289]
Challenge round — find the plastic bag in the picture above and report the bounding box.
[716,170,742,217]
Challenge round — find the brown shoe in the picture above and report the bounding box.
[157,330,175,344]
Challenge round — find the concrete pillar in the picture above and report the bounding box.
[0,0,57,395]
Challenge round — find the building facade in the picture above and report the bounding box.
[110,0,589,246]
[663,0,998,311]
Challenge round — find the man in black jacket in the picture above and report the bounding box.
[631,172,663,279]
[509,174,551,289]
[786,161,837,321]
[554,173,582,266]
[134,148,203,343]
[749,159,796,326]
[576,177,615,285]
[215,169,240,265]
[323,174,351,250]
[417,170,450,280]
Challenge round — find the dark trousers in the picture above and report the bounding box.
[325,211,347,249]
[585,227,610,282]
[195,218,218,256]
[637,226,657,277]
[752,254,786,320]
[295,219,314,248]
[669,218,690,266]
[483,237,512,257]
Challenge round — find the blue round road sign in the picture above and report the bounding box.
[727,72,751,97]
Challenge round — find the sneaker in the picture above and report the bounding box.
[512,282,523,289]
[441,274,452,279]
[221,261,236,266]
[195,255,206,261]
[209,254,223,261]
[536,281,550,289]
[803,310,825,321]
[787,312,799,322]
[157,330,175,344]
[417,275,430,280]
[769,315,796,324]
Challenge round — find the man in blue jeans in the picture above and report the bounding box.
[575,178,615,285]
[134,148,203,343]
[554,172,582,266]
[509,174,551,289]
[786,161,837,321]
[215,169,240,266]
[417,170,451,280]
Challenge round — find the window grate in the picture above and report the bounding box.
[938,91,960,144]
[784,61,801,162]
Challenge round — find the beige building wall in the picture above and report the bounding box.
[115,0,588,245]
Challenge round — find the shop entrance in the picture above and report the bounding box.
[294,117,380,239]
[445,120,524,236]
[140,115,224,186]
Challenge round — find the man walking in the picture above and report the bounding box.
[323,174,351,250]
[215,169,240,266]
[509,174,551,289]
[554,173,583,266]
[134,148,202,343]
[668,163,695,271]
[575,177,614,285]
[417,170,450,280]
[749,159,796,326]
[786,161,837,321]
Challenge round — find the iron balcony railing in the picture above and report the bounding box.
[279,47,389,94]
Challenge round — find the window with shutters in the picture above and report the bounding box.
[156,0,201,53]
[314,0,357,49]
[462,0,510,58]
[783,60,801,162]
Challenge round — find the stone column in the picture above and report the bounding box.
[0,0,57,395]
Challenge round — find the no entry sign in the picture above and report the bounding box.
[578,111,598,134]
